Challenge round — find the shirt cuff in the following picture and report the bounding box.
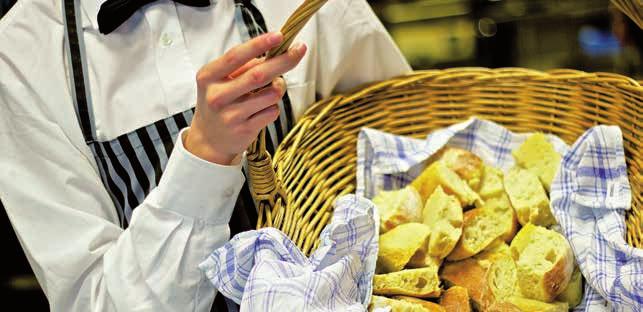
[147,128,245,224]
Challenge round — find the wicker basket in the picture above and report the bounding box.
[612,0,643,28]
[248,0,643,255]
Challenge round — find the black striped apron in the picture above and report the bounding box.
[62,0,293,310]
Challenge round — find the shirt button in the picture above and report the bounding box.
[160,33,173,46]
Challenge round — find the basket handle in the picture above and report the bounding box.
[246,0,328,228]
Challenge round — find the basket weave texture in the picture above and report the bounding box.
[246,0,642,255]
[251,68,642,255]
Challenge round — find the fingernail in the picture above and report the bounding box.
[267,32,283,45]
[292,42,307,56]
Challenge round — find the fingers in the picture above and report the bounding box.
[228,58,264,80]
[246,104,280,132]
[223,78,286,124]
[197,32,283,83]
[227,43,306,100]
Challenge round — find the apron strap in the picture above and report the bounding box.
[62,0,96,144]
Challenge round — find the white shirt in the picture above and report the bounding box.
[0,0,410,311]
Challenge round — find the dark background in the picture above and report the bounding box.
[1,0,640,310]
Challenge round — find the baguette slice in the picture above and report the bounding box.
[394,296,446,312]
[370,296,431,312]
[377,223,432,273]
[440,258,495,310]
[436,148,483,190]
[447,208,504,261]
[439,286,472,312]
[475,243,519,301]
[504,167,556,227]
[481,193,518,243]
[373,186,424,233]
[486,302,522,312]
[373,267,442,298]
[477,165,504,199]
[407,248,442,271]
[505,297,569,312]
[422,186,463,259]
[411,161,483,207]
[512,133,561,192]
[556,266,583,308]
[510,223,574,302]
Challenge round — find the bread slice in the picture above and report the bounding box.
[481,193,518,243]
[422,186,463,259]
[377,223,432,273]
[439,286,471,312]
[394,296,446,312]
[440,258,495,310]
[411,161,483,207]
[475,243,519,302]
[407,248,442,271]
[373,186,424,233]
[505,296,569,312]
[477,165,504,199]
[486,302,522,312]
[370,296,431,312]
[512,133,561,192]
[504,167,556,227]
[447,208,504,261]
[435,148,483,190]
[556,266,583,308]
[510,223,574,302]
[373,267,442,298]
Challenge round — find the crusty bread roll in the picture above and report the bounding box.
[439,286,471,312]
[440,258,495,310]
[373,267,442,298]
[477,165,504,199]
[446,208,504,261]
[394,296,446,312]
[512,133,561,192]
[504,167,556,227]
[377,223,432,273]
[481,193,518,243]
[505,296,569,312]
[422,186,463,259]
[370,295,431,312]
[373,186,424,233]
[435,148,484,190]
[411,161,483,207]
[556,266,583,308]
[510,223,574,302]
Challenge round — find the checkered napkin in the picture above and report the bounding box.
[198,195,379,311]
[550,125,642,312]
[355,117,641,311]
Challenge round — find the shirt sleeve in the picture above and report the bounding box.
[315,0,412,97]
[0,83,243,311]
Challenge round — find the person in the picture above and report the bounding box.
[0,0,410,311]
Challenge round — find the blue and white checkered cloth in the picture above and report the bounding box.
[199,195,379,311]
[550,126,642,312]
[356,118,642,311]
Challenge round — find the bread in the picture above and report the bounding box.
[440,258,495,310]
[407,248,442,270]
[481,193,518,242]
[556,266,583,308]
[510,223,574,302]
[439,286,471,312]
[411,161,483,207]
[486,302,522,312]
[373,267,442,298]
[446,208,504,261]
[504,167,556,227]
[505,296,569,312]
[477,165,504,199]
[435,148,483,189]
[512,133,561,192]
[373,186,424,233]
[475,243,519,301]
[422,186,463,259]
[378,223,432,273]
[370,295,431,312]
[394,296,446,312]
